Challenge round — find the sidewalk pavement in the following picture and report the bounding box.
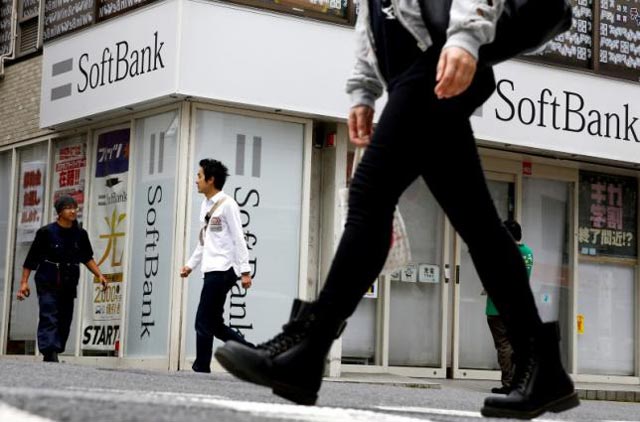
[326,372,640,403]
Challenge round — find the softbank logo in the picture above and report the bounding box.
[49,31,165,101]
[50,58,74,100]
[235,134,262,178]
[148,132,165,176]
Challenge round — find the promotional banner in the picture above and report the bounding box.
[52,140,87,223]
[578,170,638,258]
[82,128,130,351]
[126,111,178,357]
[17,162,46,243]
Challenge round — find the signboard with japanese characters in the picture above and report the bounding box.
[578,171,637,258]
[52,139,87,224]
[20,0,39,19]
[418,264,440,284]
[17,161,46,243]
[0,0,12,56]
[44,0,96,41]
[82,128,130,351]
[599,0,640,81]
[232,0,350,22]
[97,0,157,22]
[528,0,593,69]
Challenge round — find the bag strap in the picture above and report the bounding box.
[205,197,226,223]
[199,197,227,246]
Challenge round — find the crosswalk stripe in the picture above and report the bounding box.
[0,402,55,422]
[2,387,428,422]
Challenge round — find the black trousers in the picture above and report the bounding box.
[37,287,75,354]
[194,268,250,370]
[317,51,542,349]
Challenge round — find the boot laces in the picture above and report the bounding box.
[513,353,536,394]
[257,316,315,356]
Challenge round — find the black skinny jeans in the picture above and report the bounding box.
[317,51,543,348]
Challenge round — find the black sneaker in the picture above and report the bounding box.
[215,299,345,405]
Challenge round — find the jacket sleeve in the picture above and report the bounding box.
[23,227,47,270]
[444,0,504,60]
[345,9,384,109]
[80,229,95,264]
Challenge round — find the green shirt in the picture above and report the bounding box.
[485,243,533,316]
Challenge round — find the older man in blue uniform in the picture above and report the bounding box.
[17,195,108,362]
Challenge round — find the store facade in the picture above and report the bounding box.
[0,0,638,384]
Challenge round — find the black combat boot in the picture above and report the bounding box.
[214,299,345,405]
[481,322,580,419]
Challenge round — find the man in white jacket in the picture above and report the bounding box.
[216,0,579,418]
[181,158,253,373]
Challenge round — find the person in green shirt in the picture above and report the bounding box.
[486,219,533,394]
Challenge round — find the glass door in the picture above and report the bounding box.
[342,177,449,377]
[452,174,515,379]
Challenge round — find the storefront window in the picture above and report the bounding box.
[341,149,377,365]
[0,151,12,333]
[7,143,49,355]
[577,262,635,375]
[521,177,572,367]
[388,179,445,367]
[576,171,637,375]
[81,127,130,355]
[185,109,304,360]
[125,111,180,357]
[458,180,512,369]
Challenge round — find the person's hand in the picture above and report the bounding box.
[180,266,192,278]
[17,282,30,301]
[348,105,374,147]
[98,275,108,292]
[241,274,252,289]
[435,46,477,99]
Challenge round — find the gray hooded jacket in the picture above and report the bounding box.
[345,0,504,109]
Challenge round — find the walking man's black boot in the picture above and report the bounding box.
[481,322,580,419]
[43,351,59,362]
[214,299,345,405]
[192,336,213,373]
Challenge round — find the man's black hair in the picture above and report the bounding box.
[199,158,229,189]
[503,219,522,242]
[54,195,78,214]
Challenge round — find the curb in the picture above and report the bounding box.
[578,388,640,403]
[327,378,441,390]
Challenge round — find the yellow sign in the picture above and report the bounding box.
[577,314,585,335]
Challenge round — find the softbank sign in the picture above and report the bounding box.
[40,0,178,127]
[51,32,165,100]
[494,81,638,142]
[471,61,640,164]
